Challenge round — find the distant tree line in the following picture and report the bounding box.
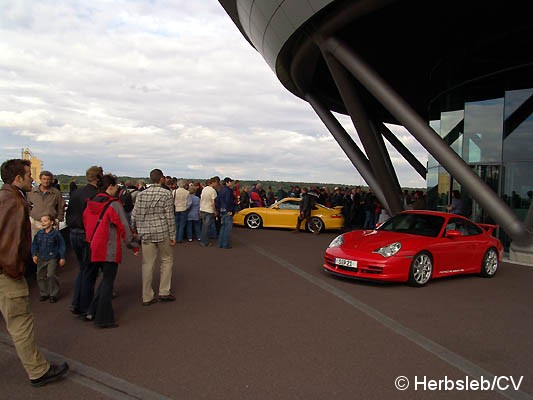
[55,174,423,194]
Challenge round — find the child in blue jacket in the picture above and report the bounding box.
[31,214,66,303]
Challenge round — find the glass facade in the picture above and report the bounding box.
[501,88,533,248]
[463,98,504,163]
[427,86,533,249]
[440,110,464,156]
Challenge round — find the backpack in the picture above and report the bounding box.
[119,188,134,212]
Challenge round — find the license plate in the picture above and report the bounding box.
[335,258,357,269]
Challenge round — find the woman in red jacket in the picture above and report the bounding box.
[83,174,138,328]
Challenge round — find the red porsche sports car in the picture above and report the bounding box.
[323,210,503,286]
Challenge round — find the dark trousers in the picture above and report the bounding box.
[200,212,214,245]
[175,211,188,242]
[70,230,99,314]
[187,219,201,240]
[89,261,118,327]
[296,210,312,230]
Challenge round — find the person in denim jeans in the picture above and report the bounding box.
[65,166,102,317]
[186,185,201,241]
[217,177,235,249]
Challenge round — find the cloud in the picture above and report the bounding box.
[0,0,427,188]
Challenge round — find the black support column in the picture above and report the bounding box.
[305,93,389,210]
[379,123,427,179]
[321,50,403,215]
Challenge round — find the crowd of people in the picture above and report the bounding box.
[233,184,430,230]
[1,157,439,387]
[0,161,253,387]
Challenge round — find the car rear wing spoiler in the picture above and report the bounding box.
[478,223,498,236]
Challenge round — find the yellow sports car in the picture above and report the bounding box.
[233,197,344,233]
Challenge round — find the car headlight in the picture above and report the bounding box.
[373,242,401,257]
[328,234,344,248]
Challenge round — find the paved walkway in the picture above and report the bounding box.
[1,227,533,400]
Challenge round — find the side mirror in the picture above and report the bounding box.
[445,230,462,238]
[272,205,279,209]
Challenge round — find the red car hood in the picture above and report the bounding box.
[341,229,421,252]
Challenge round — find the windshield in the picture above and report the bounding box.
[378,213,445,237]
[273,199,300,210]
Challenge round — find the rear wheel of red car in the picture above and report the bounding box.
[480,247,498,277]
[245,213,262,229]
[307,217,323,233]
[408,251,433,287]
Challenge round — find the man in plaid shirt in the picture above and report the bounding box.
[131,169,176,306]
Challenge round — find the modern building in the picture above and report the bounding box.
[219,0,533,263]
[22,147,43,184]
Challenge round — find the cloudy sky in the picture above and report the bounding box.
[0,0,427,187]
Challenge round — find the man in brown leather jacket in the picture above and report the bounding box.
[0,159,69,387]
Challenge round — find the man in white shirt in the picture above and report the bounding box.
[199,178,218,247]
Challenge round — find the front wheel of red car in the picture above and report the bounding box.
[480,247,498,278]
[408,251,433,287]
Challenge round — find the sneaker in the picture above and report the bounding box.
[188,239,193,242]
[49,296,58,303]
[158,294,176,302]
[30,362,69,387]
[39,296,49,302]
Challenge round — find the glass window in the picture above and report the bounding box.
[379,213,444,237]
[277,200,299,210]
[440,110,464,155]
[428,120,441,168]
[445,218,482,236]
[502,162,533,220]
[426,167,438,211]
[503,88,533,162]
[437,166,451,211]
[463,98,504,163]
[426,166,450,211]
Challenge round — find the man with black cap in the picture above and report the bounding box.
[217,177,235,249]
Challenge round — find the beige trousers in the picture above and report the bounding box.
[141,239,174,302]
[0,274,49,379]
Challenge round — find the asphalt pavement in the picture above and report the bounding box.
[1,227,533,400]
